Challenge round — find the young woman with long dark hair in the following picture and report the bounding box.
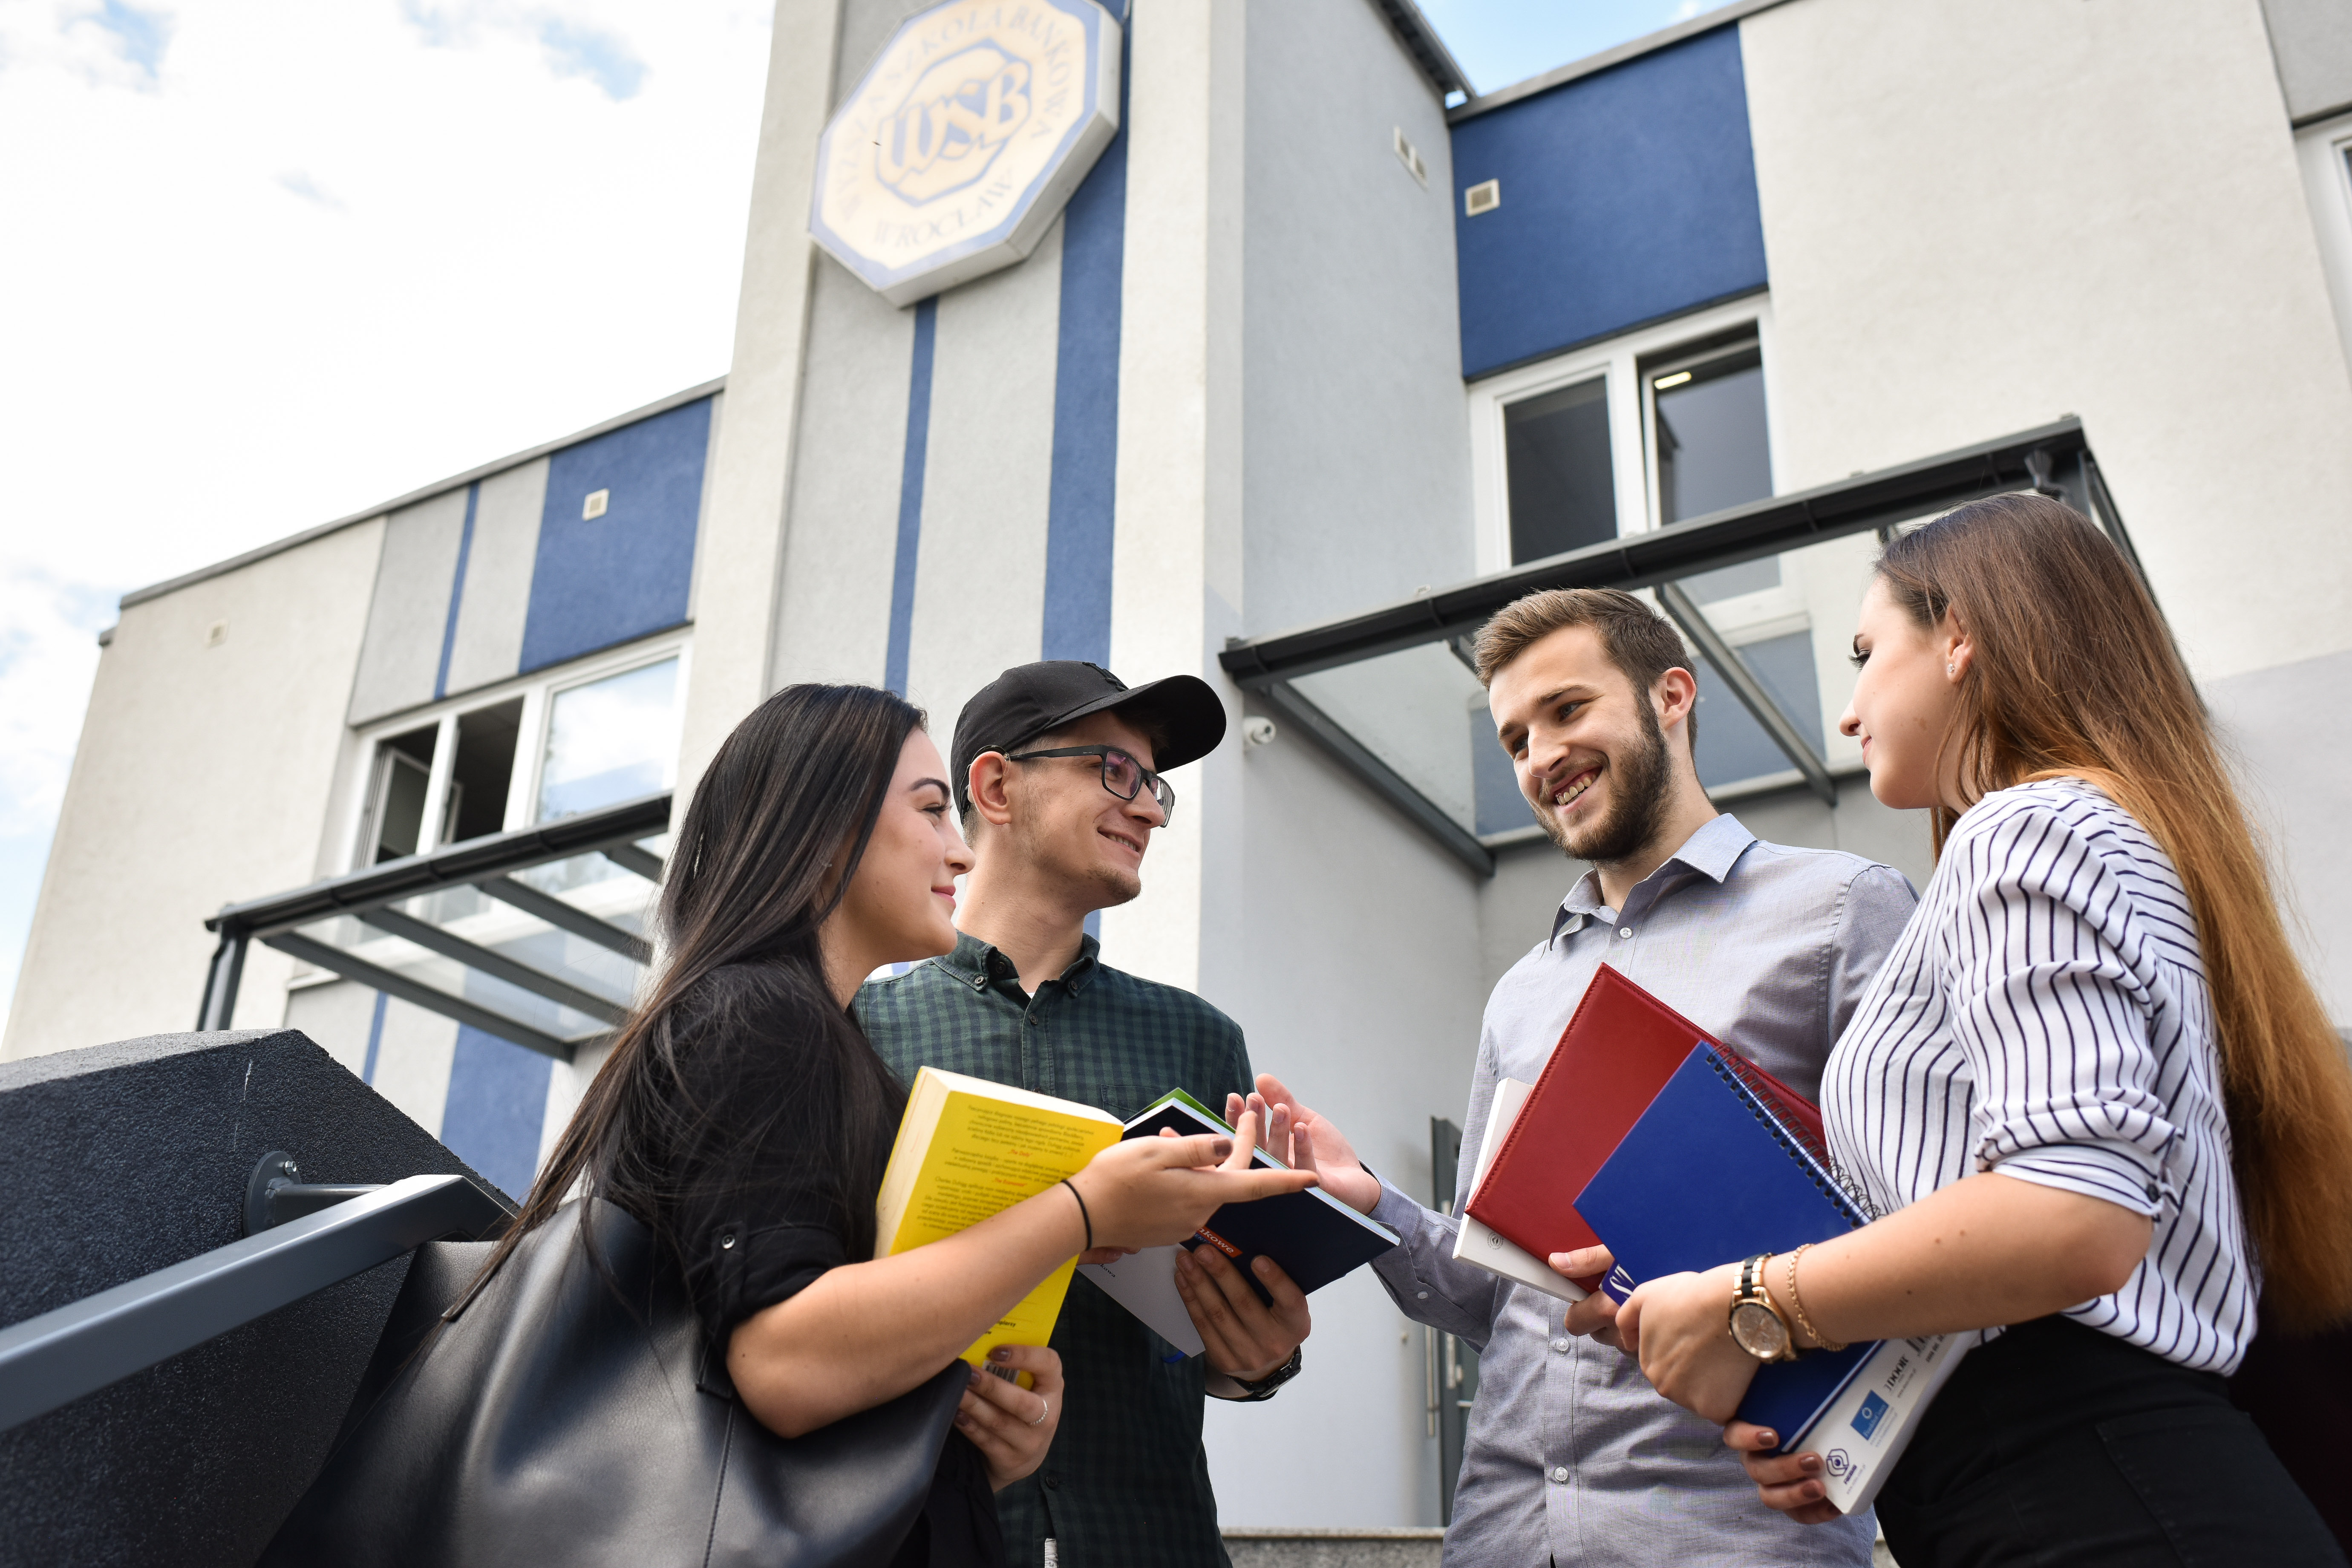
[490,683,1312,1566]
[1608,496,2352,1563]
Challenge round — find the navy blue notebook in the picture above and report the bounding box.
[1124,1092,1398,1305]
[1573,1044,1875,1447]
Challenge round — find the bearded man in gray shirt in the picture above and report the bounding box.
[1247,588,1914,1567]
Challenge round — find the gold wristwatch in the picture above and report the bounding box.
[1728,1253,1798,1363]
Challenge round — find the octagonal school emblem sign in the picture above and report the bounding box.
[810,0,1122,308]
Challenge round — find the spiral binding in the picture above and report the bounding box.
[1703,1049,1880,1225]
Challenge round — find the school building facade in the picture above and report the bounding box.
[10,0,2352,1532]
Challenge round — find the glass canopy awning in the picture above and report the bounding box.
[1218,418,2144,876]
[197,792,672,1060]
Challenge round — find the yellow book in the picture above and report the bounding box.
[874,1066,1123,1369]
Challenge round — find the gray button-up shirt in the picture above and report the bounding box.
[1372,815,1917,1568]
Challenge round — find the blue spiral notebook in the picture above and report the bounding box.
[1573,1043,1876,1449]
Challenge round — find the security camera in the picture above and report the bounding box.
[1242,717,1277,748]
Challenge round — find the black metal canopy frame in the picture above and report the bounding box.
[1216,418,2142,876]
[196,792,674,1060]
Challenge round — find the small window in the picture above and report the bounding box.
[1649,340,1774,601]
[358,725,437,865]
[536,657,681,822]
[1503,377,1617,564]
[441,698,525,845]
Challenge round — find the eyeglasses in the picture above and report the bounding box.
[1005,746,1177,824]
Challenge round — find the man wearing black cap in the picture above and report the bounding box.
[859,661,1309,1568]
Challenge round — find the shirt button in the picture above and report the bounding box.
[1618,927,1633,939]
[1416,1291,1430,1300]
[1550,1466,1570,1484]
[1551,1337,1571,1353]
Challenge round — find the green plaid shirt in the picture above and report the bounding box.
[857,932,1254,1568]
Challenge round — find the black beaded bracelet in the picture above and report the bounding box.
[1060,1177,1093,1253]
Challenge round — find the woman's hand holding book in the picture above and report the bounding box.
[1066,1109,1317,1251]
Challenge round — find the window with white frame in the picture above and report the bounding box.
[303,639,688,1038]
[349,640,688,875]
[1467,300,1863,801]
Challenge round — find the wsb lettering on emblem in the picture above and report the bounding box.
[876,45,1034,203]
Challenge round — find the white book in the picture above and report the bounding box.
[1808,1331,1972,1515]
[1078,1245,1204,1357]
[1450,1078,1588,1304]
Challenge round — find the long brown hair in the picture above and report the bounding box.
[470,683,925,1297]
[1879,493,2352,1330]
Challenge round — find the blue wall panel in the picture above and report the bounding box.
[884,299,940,698]
[1451,27,1767,379]
[1041,17,1130,667]
[437,1024,552,1202]
[519,395,713,672]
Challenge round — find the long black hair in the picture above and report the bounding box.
[476,682,926,1286]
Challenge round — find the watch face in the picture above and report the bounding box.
[1730,1301,1790,1360]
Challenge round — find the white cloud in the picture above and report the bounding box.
[67,0,173,85]
[0,0,772,1034]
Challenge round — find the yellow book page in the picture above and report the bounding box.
[881,1089,1121,1366]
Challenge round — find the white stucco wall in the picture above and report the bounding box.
[1741,0,2352,685]
[1742,0,2352,1020]
[3,519,385,1060]
[677,0,844,792]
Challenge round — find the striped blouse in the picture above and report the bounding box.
[1822,778,2254,1373]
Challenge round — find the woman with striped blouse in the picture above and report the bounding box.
[1611,495,2352,1564]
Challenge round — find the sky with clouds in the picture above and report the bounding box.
[0,0,1726,1041]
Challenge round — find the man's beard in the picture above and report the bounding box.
[1540,698,1672,868]
[1014,811,1142,911]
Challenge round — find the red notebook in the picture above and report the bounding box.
[1463,964,1824,1288]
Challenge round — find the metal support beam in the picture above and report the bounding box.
[2078,453,2155,605]
[1255,682,1495,878]
[195,929,247,1031]
[203,791,673,941]
[0,1174,509,1435]
[194,792,667,1040]
[1655,582,1839,808]
[1221,418,2093,689]
[475,876,653,965]
[598,842,666,884]
[261,930,584,1061]
[355,907,631,1027]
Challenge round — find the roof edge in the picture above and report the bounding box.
[1363,0,1471,98]
[1447,0,1797,124]
[119,376,728,611]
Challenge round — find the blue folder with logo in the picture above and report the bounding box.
[1573,1043,1877,1448]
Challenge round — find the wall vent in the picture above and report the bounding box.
[582,488,610,520]
[1464,179,1500,217]
[1393,127,1427,188]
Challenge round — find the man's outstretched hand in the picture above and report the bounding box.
[1228,1074,1383,1216]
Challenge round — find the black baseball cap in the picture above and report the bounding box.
[950,661,1228,814]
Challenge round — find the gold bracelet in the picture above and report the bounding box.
[1785,1243,1846,1353]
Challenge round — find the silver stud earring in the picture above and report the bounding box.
[1946,663,1957,677]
